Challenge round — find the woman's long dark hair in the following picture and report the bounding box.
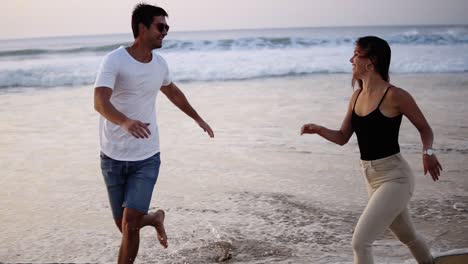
[352,36,391,89]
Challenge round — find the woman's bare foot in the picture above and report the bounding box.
[152,210,168,248]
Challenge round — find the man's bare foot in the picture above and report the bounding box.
[152,210,168,248]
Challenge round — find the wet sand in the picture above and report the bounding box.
[0,73,467,263]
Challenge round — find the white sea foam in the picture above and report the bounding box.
[1,25,467,89]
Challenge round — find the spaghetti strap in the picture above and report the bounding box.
[377,85,393,107]
[353,89,362,110]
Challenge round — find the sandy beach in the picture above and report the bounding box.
[0,73,467,263]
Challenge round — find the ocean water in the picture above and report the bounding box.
[0,25,467,89]
[1,26,468,263]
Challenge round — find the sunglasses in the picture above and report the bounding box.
[154,23,170,33]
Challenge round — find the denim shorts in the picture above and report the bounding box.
[100,152,161,219]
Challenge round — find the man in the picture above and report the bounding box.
[94,4,214,264]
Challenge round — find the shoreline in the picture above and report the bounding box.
[1,72,468,93]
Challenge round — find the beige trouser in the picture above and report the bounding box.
[352,153,433,264]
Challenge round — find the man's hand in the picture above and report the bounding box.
[300,123,322,135]
[423,154,443,181]
[121,119,151,138]
[197,119,214,138]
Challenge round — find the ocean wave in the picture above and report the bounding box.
[0,69,338,89]
[1,27,467,89]
[0,52,468,89]
[0,43,128,58]
[2,69,467,89]
[1,30,468,58]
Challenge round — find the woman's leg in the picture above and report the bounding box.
[389,208,433,264]
[352,181,411,264]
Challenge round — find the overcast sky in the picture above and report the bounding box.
[2,0,468,39]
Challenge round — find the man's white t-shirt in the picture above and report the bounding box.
[94,46,171,161]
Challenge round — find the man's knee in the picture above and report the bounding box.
[122,208,144,235]
[122,221,140,236]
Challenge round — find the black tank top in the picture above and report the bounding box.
[351,86,403,161]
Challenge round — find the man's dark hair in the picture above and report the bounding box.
[131,3,168,39]
[353,36,391,89]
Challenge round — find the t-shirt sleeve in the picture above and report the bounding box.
[94,53,118,89]
[161,56,172,86]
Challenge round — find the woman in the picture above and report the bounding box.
[301,36,442,264]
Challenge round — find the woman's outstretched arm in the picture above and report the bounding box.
[301,89,360,146]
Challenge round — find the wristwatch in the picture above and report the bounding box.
[423,148,434,156]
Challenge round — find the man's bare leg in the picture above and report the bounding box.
[114,219,123,232]
[118,208,144,264]
[140,210,168,248]
[114,210,168,248]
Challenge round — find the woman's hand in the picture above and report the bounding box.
[300,124,322,135]
[423,154,443,181]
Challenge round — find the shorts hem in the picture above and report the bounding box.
[122,203,150,215]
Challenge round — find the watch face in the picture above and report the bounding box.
[427,149,433,155]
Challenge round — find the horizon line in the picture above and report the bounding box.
[1,23,467,41]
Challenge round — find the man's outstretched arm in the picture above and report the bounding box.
[160,82,214,138]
